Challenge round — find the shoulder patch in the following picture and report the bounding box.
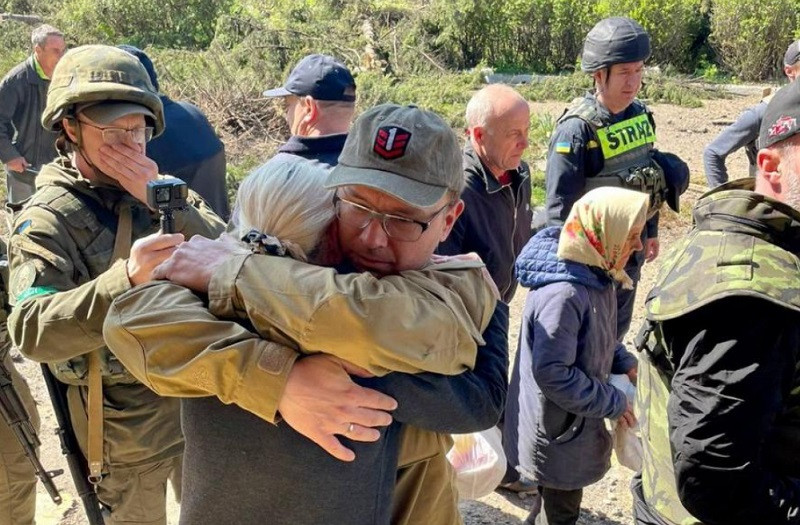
[15,219,32,235]
[10,261,38,300]
[16,286,58,304]
[555,142,571,154]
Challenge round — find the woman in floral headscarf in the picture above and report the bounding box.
[503,186,648,525]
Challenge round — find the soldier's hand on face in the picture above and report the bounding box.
[152,235,248,292]
[127,232,185,286]
[5,156,29,173]
[278,354,397,462]
[96,142,158,204]
[644,237,660,262]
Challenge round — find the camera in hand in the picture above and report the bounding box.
[146,178,188,234]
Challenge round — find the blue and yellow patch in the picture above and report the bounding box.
[15,219,32,235]
[555,142,571,154]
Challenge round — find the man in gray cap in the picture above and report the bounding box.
[703,39,800,188]
[103,104,509,524]
[262,53,356,171]
[633,77,800,525]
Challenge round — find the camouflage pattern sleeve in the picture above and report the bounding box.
[207,254,495,376]
[7,206,131,363]
[104,281,298,424]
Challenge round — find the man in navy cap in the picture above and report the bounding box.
[262,54,356,171]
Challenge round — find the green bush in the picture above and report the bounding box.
[710,0,800,81]
[52,0,231,48]
[0,22,30,74]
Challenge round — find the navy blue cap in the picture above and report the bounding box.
[117,45,159,92]
[263,54,356,102]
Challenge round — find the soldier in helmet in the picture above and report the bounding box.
[543,17,689,343]
[633,79,800,525]
[5,45,225,524]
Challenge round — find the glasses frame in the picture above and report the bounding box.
[332,193,452,242]
[77,119,154,145]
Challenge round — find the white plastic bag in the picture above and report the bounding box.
[446,426,507,500]
[609,374,643,472]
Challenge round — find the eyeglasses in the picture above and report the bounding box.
[333,193,451,242]
[77,119,154,145]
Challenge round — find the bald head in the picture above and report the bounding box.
[466,84,528,128]
[465,85,530,179]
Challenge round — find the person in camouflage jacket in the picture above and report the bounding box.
[632,78,800,525]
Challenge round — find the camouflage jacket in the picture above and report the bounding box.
[634,178,800,525]
[7,157,225,384]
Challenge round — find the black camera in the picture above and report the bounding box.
[146,178,188,233]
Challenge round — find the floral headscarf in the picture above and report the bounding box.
[557,187,649,289]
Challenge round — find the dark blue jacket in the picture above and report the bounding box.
[180,301,509,525]
[147,95,229,219]
[504,227,634,490]
[269,133,348,173]
[438,144,533,303]
[703,101,765,187]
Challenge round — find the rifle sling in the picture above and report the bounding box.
[87,201,132,484]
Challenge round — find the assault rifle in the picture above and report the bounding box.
[41,364,106,525]
[0,357,62,503]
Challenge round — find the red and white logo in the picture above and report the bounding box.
[768,115,797,138]
[373,126,411,160]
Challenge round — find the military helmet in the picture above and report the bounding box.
[581,17,651,73]
[41,45,165,137]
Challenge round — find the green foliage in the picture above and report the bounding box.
[355,69,483,128]
[53,0,231,48]
[0,22,30,74]
[710,0,800,81]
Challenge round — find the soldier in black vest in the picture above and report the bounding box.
[544,16,688,343]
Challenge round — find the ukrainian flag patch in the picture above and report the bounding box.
[555,142,571,154]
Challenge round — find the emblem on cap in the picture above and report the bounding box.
[768,116,797,138]
[374,126,411,160]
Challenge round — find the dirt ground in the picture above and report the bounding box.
[12,90,762,524]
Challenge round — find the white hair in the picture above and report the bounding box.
[465,84,526,129]
[233,159,335,260]
[31,25,63,48]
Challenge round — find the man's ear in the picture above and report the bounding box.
[63,118,79,143]
[471,126,486,146]
[757,147,782,187]
[439,199,465,242]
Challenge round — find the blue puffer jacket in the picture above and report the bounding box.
[504,227,636,490]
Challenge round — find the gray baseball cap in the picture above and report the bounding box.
[785,40,800,67]
[325,104,463,207]
[78,101,155,124]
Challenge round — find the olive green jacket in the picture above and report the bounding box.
[103,253,497,424]
[7,158,225,369]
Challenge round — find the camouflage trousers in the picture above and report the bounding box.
[0,355,39,525]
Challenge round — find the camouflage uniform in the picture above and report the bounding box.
[0,240,40,525]
[6,46,225,524]
[633,178,800,524]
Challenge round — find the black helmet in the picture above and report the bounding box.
[581,17,651,73]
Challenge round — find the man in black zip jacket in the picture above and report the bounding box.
[438,84,533,304]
